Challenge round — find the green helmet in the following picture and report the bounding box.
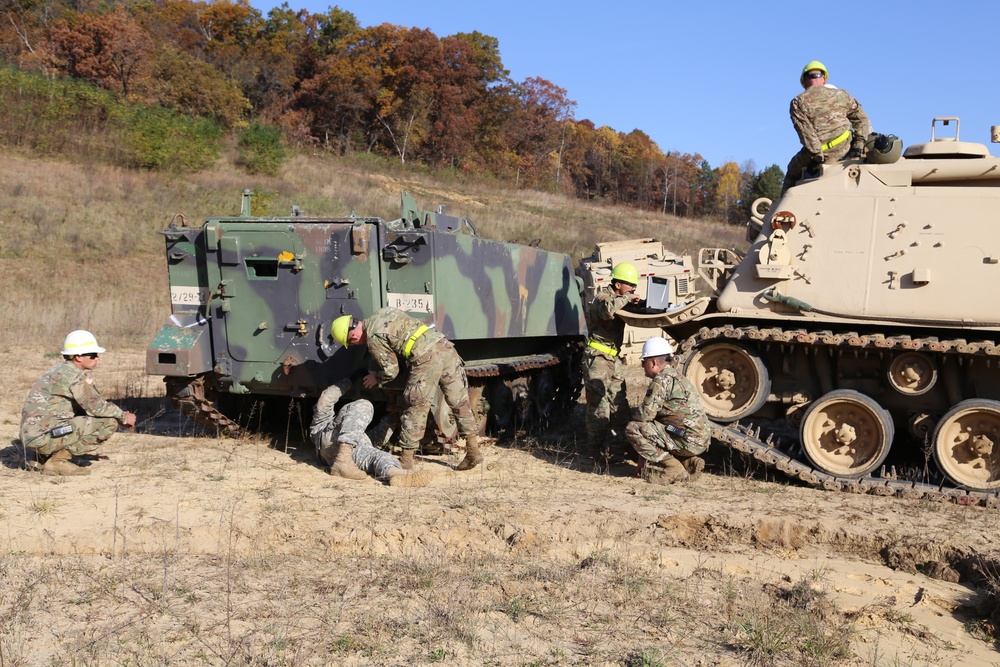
[800,60,828,88]
[331,315,354,347]
[610,262,639,286]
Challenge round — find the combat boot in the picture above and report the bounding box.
[329,442,367,480]
[644,455,688,486]
[20,442,44,473]
[400,448,416,470]
[681,456,705,481]
[387,468,435,488]
[42,449,91,477]
[456,434,483,471]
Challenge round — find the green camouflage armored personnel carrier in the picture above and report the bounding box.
[147,190,587,442]
[621,118,1000,502]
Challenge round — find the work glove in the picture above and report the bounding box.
[811,153,826,164]
[845,146,863,159]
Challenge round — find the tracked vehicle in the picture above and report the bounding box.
[621,118,1000,502]
[147,191,587,442]
[576,239,700,364]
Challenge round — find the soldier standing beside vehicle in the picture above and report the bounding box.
[782,60,871,194]
[19,330,136,476]
[310,377,434,487]
[584,262,640,471]
[330,307,482,471]
[625,337,709,485]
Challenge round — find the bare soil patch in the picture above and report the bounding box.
[2,347,999,666]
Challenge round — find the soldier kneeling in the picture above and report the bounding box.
[625,337,709,485]
[20,330,136,476]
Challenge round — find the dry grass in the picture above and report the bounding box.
[0,149,742,353]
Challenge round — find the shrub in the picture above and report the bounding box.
[123,106,222,171]
[237,122,286,175]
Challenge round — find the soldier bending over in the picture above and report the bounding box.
[331,307,482,471]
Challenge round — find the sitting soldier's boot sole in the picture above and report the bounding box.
[388,470,435,488]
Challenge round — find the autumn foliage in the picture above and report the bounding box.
[0,0,780,220]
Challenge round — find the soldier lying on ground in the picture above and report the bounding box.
[625,337,709,485]
[19,330,136,476]
[310,377,433,487]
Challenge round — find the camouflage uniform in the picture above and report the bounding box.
[363,307,478,451]
[311,378,403,480]
[782,85,871,193]
[583,285,632,455]
[20,360,126,457]
[625,363,709,464]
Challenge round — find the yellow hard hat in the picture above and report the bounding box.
[800,60,828,87]
[330,315,354,347]
[610,262,639,286]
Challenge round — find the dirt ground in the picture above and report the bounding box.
[2,346,1000,666]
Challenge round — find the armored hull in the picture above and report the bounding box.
[623,119,1000,498]
[147,191,587,442]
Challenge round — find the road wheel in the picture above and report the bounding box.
[800,390,894,478]
[682,342,770,422]
[932,399,1000,491]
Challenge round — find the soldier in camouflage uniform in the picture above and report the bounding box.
[625,337,709,485]
[583,262,640,471]
[782,60,872,194]
[20,330,136,476]
[310,377,433,487]
[331,307,481,471]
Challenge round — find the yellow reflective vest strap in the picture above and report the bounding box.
[587,339,618,357]
[403,325,431,358]
[822,129,851,151]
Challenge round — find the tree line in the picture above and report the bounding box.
[0,0,782,221]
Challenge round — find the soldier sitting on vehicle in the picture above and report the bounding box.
[782,60,871,194]
[311,377,434,487]
[625,337,709,485]
[19,330,136,476]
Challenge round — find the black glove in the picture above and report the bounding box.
[845,146,863,159]
[811,153,826,164]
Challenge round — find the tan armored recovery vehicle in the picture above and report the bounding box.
[576,238,742,365]
[620,118,1000,502]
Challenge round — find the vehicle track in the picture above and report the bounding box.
[681,324,1000,506]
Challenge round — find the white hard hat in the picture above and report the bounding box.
[639,336,674,359]
[61,330,106,356]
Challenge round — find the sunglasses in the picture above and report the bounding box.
[81,352,100,359]
[804,71,825,80]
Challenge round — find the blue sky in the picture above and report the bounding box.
[251,0,999,172]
